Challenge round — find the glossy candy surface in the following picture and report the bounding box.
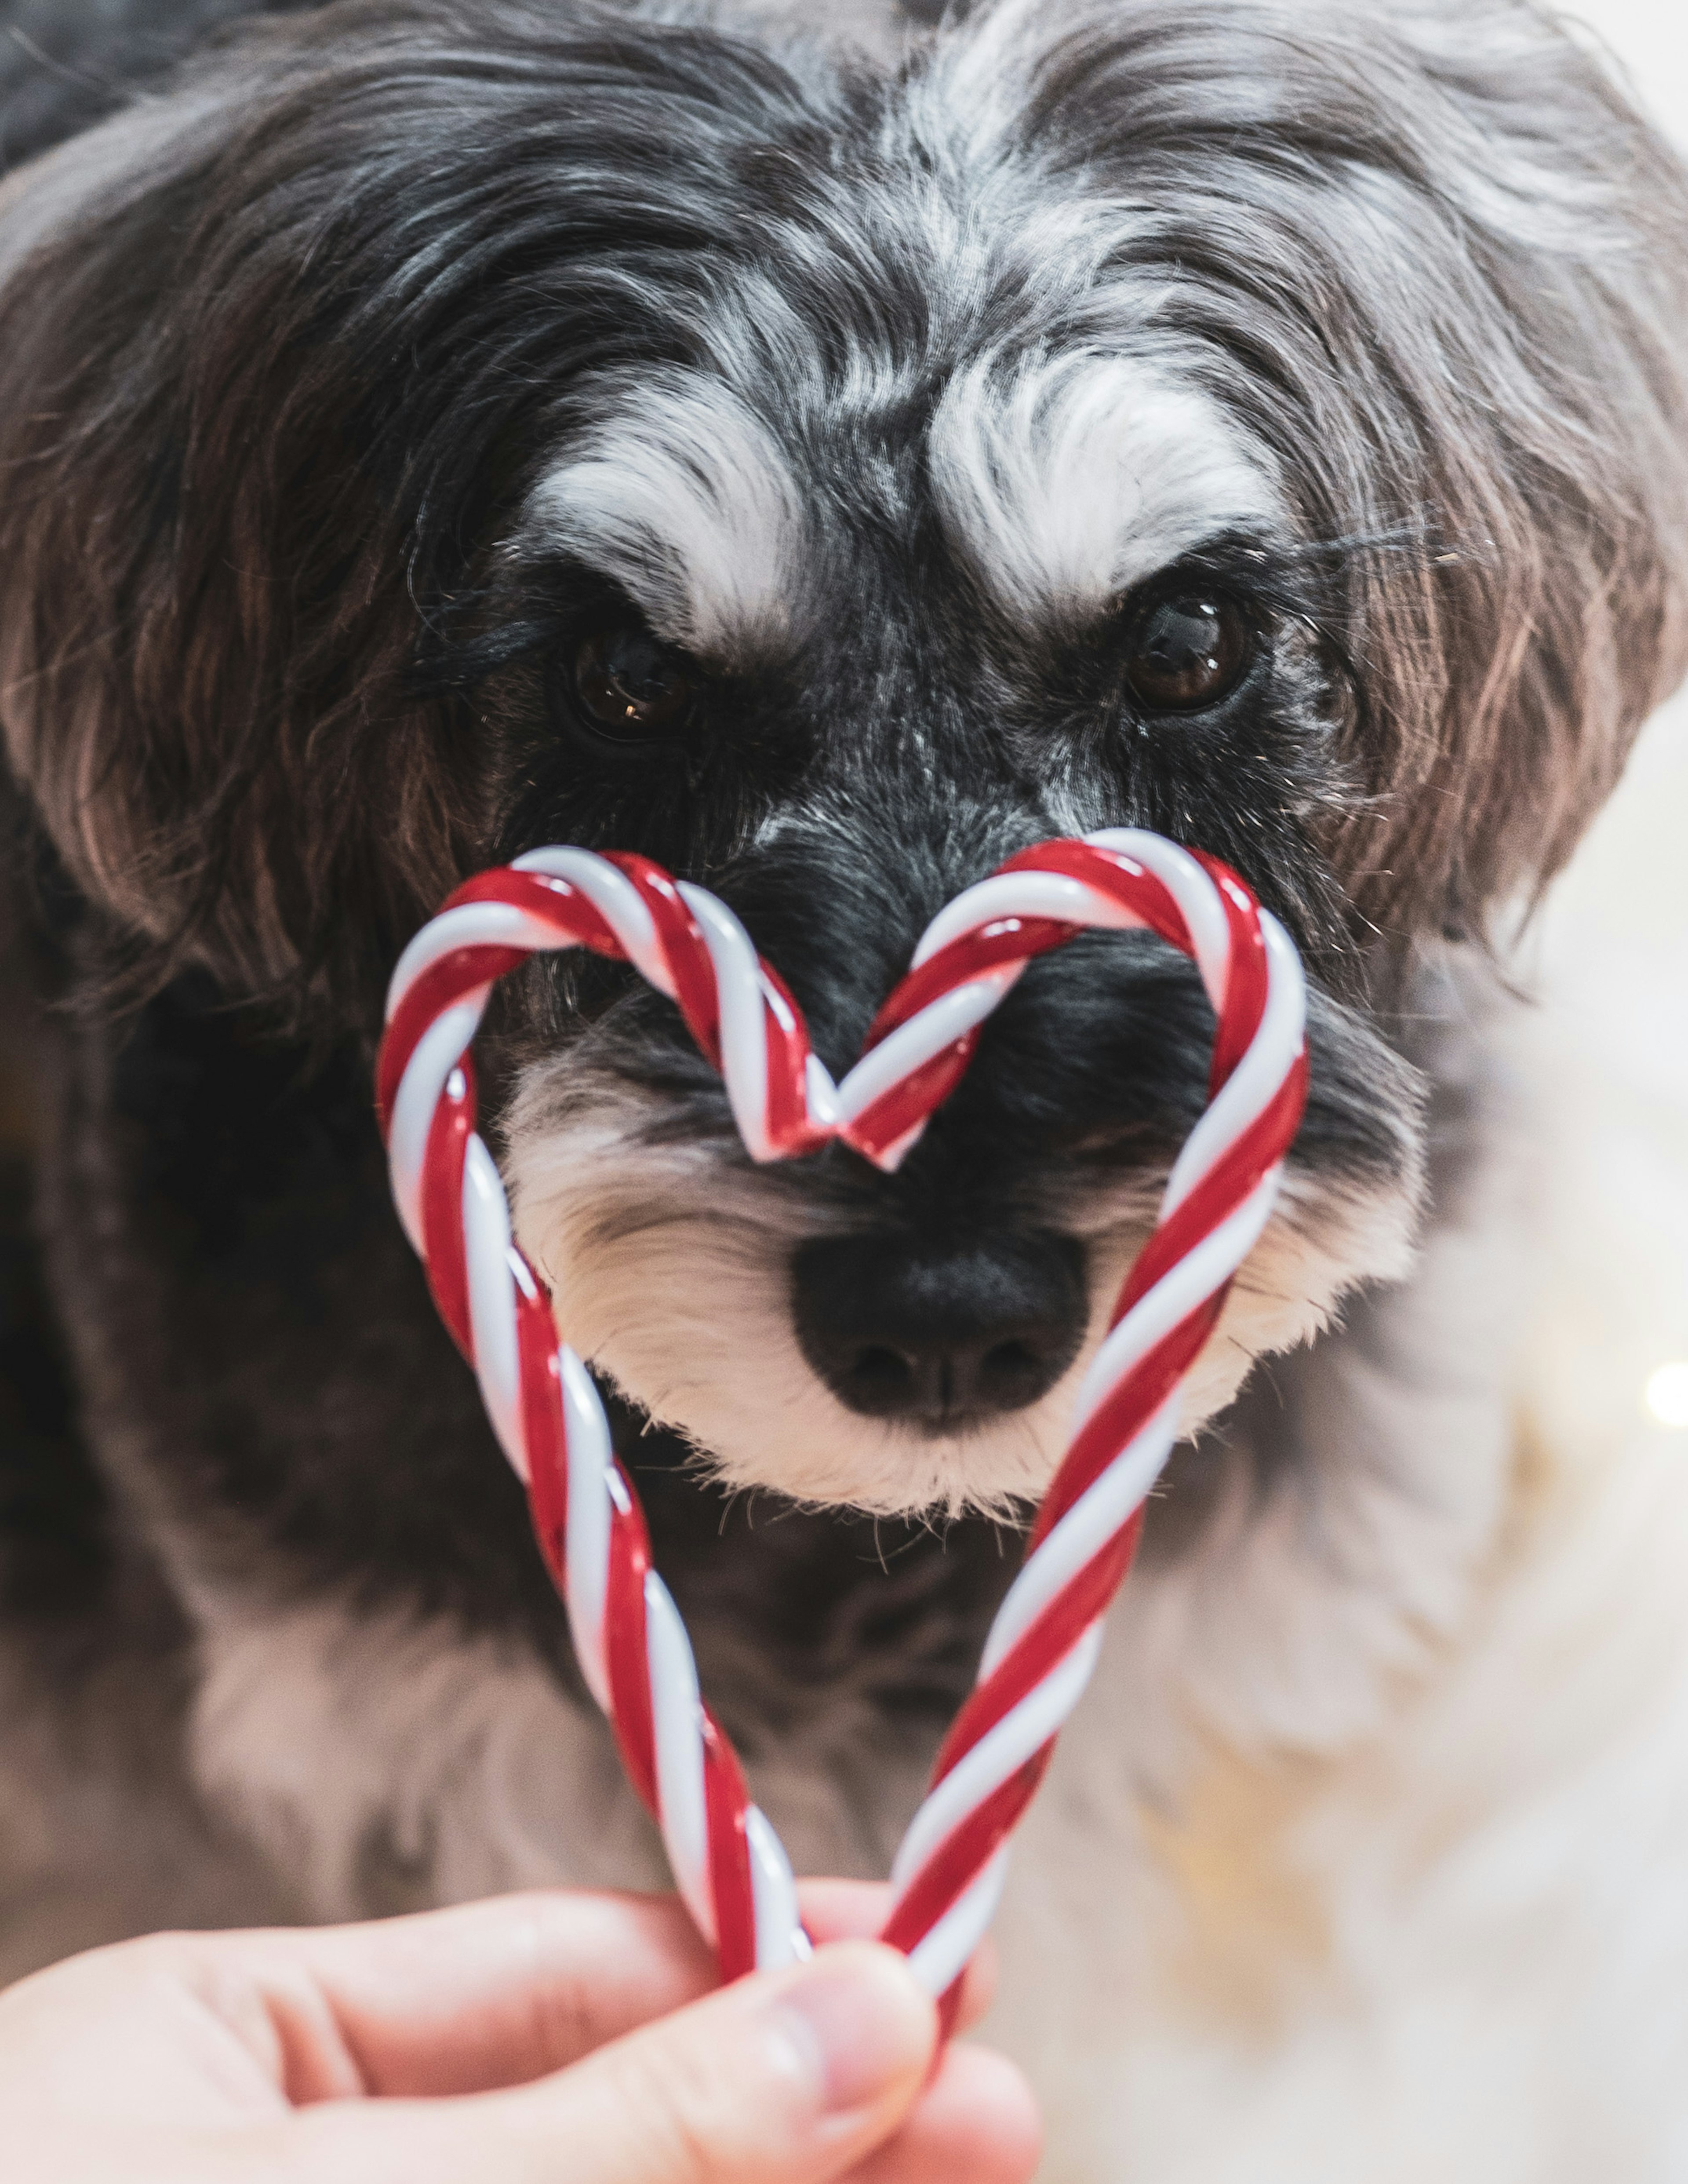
[377,832,1309,2009]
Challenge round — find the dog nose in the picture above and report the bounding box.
[792,1232,1088,1427]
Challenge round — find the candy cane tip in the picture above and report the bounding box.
[804,1054,842,1130]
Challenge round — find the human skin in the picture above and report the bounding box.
[0,1880,1041,2184]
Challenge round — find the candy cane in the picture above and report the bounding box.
[375,831,1307,2000]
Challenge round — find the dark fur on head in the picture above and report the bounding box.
[2,0,1685,1025]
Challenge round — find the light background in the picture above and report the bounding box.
[1540,5,1688,961]
[1499,4,1688,1440]
[1573,0,1688,128]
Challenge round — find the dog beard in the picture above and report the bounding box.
[504,1105,1422,1518]
[500,942,1427,1517]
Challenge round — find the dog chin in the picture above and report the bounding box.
[505,1101,1423,1520]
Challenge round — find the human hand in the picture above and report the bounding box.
[0,1881,1040,2183]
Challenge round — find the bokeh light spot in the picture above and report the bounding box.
[1645,1362,1688,1428]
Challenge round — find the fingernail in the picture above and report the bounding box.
[768,1943,934,2117]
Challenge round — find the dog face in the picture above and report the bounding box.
[4,0,1688,1517]
[491,348,1422,1511]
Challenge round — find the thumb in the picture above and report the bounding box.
[295,1939,939,2184]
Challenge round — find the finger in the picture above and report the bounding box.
[843,2041,1043,2184]
[292,1939,938,2184]
[0,1934,291,2129]
[797,1881,998,2033]
[197,1891,720,2100]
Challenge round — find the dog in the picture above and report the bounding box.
[4,0,1688,2173]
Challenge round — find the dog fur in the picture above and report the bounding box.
[3,1,1688,2175]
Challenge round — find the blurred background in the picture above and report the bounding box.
[1507,5,1688,1456]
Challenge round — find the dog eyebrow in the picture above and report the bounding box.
[519,376,806,661]
[928,350,1282,625]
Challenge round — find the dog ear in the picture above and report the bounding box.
[0,27,473,1021]
[0,4,802,1025]
[1010,0,1688,946]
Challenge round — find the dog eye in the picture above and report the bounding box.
[572,625,697,740]
[1122,593,1250,713]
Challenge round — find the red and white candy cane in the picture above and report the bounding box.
[375,830,1308,2003]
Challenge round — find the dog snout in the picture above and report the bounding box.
[791,1230,1088,1432]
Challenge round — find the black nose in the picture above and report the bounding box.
[792,1232,1088,1429]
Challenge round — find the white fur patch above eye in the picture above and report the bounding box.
[522,376,806,657]
[927,350,1281,624]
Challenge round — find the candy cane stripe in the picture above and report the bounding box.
[978,1406,1178,1686]
[646,1573,715,1942]
[377,834,1308,1999]
[891,1624,1105,1890]
[905,1841,1015,2002]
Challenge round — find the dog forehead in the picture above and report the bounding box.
[519,341,1278,663]
[511,41,1291,662]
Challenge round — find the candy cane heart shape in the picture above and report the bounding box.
[374,830,1309,2004]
